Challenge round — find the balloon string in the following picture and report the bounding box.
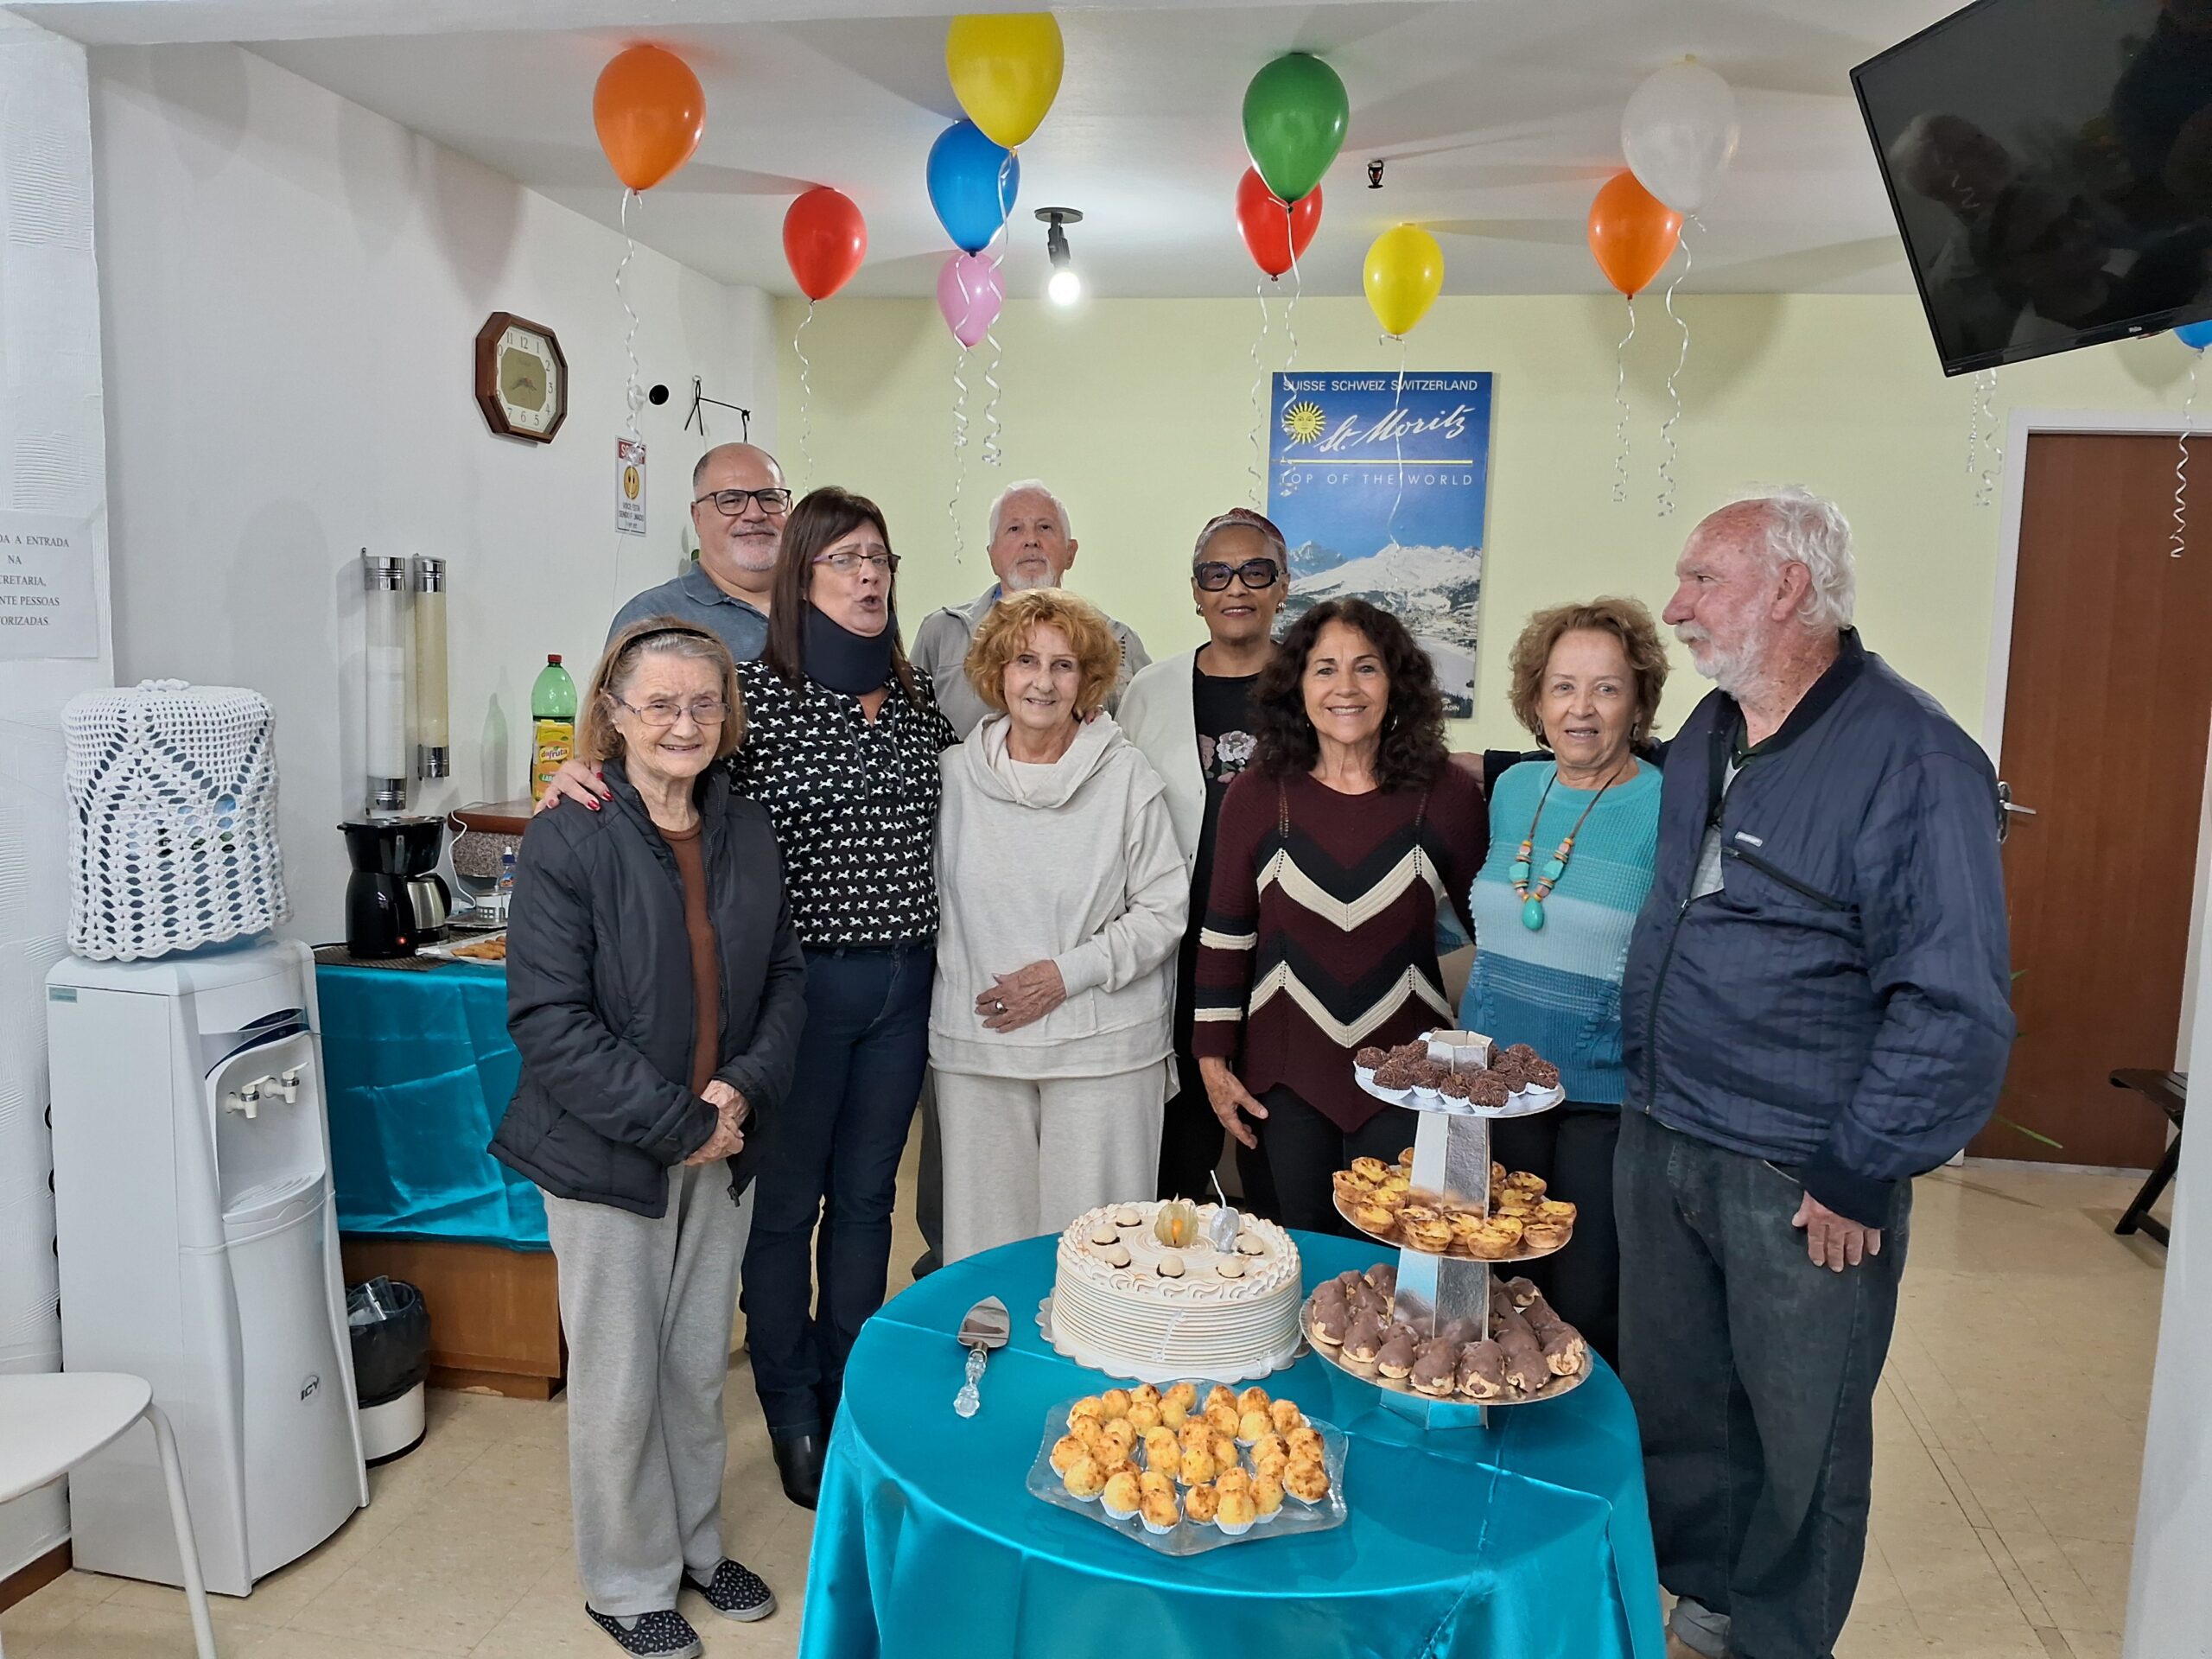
[1657,215,1696,519]
[2176,359,2197,560]
[1249,277,1273,507]
[1387,333,1409,547]
[1284,239,1302,376]
[794,301,815,488]
[1974,367,2001,509]
[976,149,1014,470]
[950,346,970,564]
[617,188,643,443]
[1612,296,1637,505]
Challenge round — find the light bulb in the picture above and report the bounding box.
[1048,266,1082,306]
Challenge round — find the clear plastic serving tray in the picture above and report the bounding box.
[1023,1388,1349,1556]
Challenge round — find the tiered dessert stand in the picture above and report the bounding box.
[1305,1033,1586,1430]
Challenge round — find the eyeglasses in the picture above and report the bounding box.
[616,696,728,728]
[692,487,793,518]
[1193,559,1283,592]
[812,550,901,576]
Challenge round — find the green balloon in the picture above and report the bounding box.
[1243,54,1349,204]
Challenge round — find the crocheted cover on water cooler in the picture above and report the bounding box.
[62,680,288,959]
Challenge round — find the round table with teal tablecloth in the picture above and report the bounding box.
[798,1230,1663,1659]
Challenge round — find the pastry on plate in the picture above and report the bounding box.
[1097,1420,1138,1463]
[1284,1459,1331,1503]
[1351,1201,1397,1237]
[1307,1302,1349,1347]
[1236,1385,1271,1416]
[1397,1147,1416,1169]
[1350,1155,1389,1184]
[1286,1425,1325,1463]
[1332,1170,1374,1203]
[1097,1388,1132,1421]
[1124,1401,1161,1434]
[1179,1447,1217,1487]
[1375,1337,1417,1381]
[1465,1074,1512,1109]
[1049,1433,1090,1474]
[1159,1397,1190,1430]
[1457,1340,1507,1401]
[1252,1473,1286,1518]
[1238,1408,1273,1444]
[1402,1213,1454,1253]
[1216,1490,1259,1535]
[1522,1218,1572,1252]
[1179,1420,1215,1456]
[1464,1216,1526,1259]
[1067,1396,1105,1428]
[1268,1397,1305,1434]
[1341,1316,1385,1365]
[1353,1045,1389,1069]
[1205,1400,1242,1436]
[1102,1471,1142,1518]
[1184,1483,1221,1524]
[1063,1455,1107,1500]
[1204,1383,1238,1416]
[1165,1381,1198,1412]
[1142,1428,1179,1470]
[1409,1341,1460,1398]
[1128,1382,1162,1411]
[1139,1488,1181,1535]
[1214,1465,1251,1498]
[1139,1466,1175,1498]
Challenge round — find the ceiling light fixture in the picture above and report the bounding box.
[1037,207,1084,305]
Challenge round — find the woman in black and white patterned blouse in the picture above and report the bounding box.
[541,486,956,1510]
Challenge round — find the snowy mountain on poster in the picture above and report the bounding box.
[1281,541,1483,717]
[1284,542,1482,649]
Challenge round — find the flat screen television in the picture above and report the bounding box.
[1853,0,2212,376]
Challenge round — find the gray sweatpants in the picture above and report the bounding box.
[541,1164,745,1618]
[935,1061,1171,1264]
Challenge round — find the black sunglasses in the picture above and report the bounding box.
[1193,558,1283,592]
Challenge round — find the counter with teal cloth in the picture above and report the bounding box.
[798,1230,1662,1659]
[316,960,546,1249]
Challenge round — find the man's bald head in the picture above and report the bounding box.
[693,443,782,494]
[690,443,789,601]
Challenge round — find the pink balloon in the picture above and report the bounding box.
[936,251,1003,347]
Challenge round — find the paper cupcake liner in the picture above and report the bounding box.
[1102,1499,1139,1522]
[1215,1516,1255,1537]
[1141,1514,1179,1536]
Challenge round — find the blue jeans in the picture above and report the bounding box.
[1616,1107,1910,1659]
[742,944,931,1442]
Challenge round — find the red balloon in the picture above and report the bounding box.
[1235,168,1322,278]
[783,187,868,302]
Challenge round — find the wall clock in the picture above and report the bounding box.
[474,313,567,443]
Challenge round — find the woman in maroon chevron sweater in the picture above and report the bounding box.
[1192,598,1486,1234]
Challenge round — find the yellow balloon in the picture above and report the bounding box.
[1363,224,1446,339]
[946,13,1065,150]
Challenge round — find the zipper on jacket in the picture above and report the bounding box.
[1640,894,1691,1115]
[1722,844,1849,912]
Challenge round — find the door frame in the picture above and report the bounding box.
[1980,407,2212,1078]
[1980,406,2206,756]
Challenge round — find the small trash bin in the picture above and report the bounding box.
[347,1276,430,1465]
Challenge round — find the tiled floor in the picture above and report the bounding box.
[3,1154,2167,1659]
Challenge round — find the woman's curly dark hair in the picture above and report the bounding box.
[1252,598,1448,792]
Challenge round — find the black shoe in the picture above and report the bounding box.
[684,1558,777,1623]
[584,1605,702,1658]
[772,1433,824,1510]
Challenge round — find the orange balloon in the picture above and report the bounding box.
[1586,170,1681,298]
[594,45,705,192]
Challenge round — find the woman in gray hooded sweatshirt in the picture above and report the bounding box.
[931,588,1189,1263]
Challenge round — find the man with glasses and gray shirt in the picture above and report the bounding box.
[611,443,791,661]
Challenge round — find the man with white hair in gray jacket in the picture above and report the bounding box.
[1621,488,2012,1659]
[906,480,1151,1274]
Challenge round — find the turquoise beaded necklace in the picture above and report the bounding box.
[1509,758,1631,931]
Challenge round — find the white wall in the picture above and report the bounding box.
[92,43,776,941]
[0,12,111,1580]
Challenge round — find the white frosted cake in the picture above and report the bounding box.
[1043,1200,1303,1383]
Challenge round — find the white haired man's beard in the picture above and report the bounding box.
[1675,623,1753,695]
[1000,558,1058,593]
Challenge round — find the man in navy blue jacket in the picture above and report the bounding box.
[1618,489,2013,1659]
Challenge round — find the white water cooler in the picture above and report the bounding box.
[47,938,368,1595]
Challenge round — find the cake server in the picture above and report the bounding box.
[953,1296,1010,1418]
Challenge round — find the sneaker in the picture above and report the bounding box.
[1668,1596,1731,1659]
[584,1605,703,1658]
[684,1558,777,1622]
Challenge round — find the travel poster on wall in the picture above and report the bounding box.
[1267,372,1492,716]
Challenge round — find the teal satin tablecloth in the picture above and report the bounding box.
[317,960,546,1248]
[798,1231,1662,1659]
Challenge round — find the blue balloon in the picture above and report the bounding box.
[2177,319,2212,352]
[927,120,1019,255]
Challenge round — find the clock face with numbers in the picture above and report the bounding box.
[474,312,567,443]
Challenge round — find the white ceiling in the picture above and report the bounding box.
[54,0,1964,299]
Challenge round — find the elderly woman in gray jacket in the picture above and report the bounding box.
[496,618,805,1659]
[931,588,1188,1263]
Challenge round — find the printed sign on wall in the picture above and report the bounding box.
[0,512,98,660]
[1268,372,1492,716]
[616,437,647,537]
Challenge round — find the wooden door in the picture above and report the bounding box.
[1984,432,2212,1166]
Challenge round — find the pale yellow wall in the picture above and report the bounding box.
[777,292,2198,752]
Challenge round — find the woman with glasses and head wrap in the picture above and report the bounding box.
[1117,508,1294,1212]
[497,617,804,1651]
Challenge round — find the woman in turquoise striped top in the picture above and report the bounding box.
[1463,597,1669,1365]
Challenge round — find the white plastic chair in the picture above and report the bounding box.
[0,1373,217,1658]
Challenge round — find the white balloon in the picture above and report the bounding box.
[1623,61,1740,213]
